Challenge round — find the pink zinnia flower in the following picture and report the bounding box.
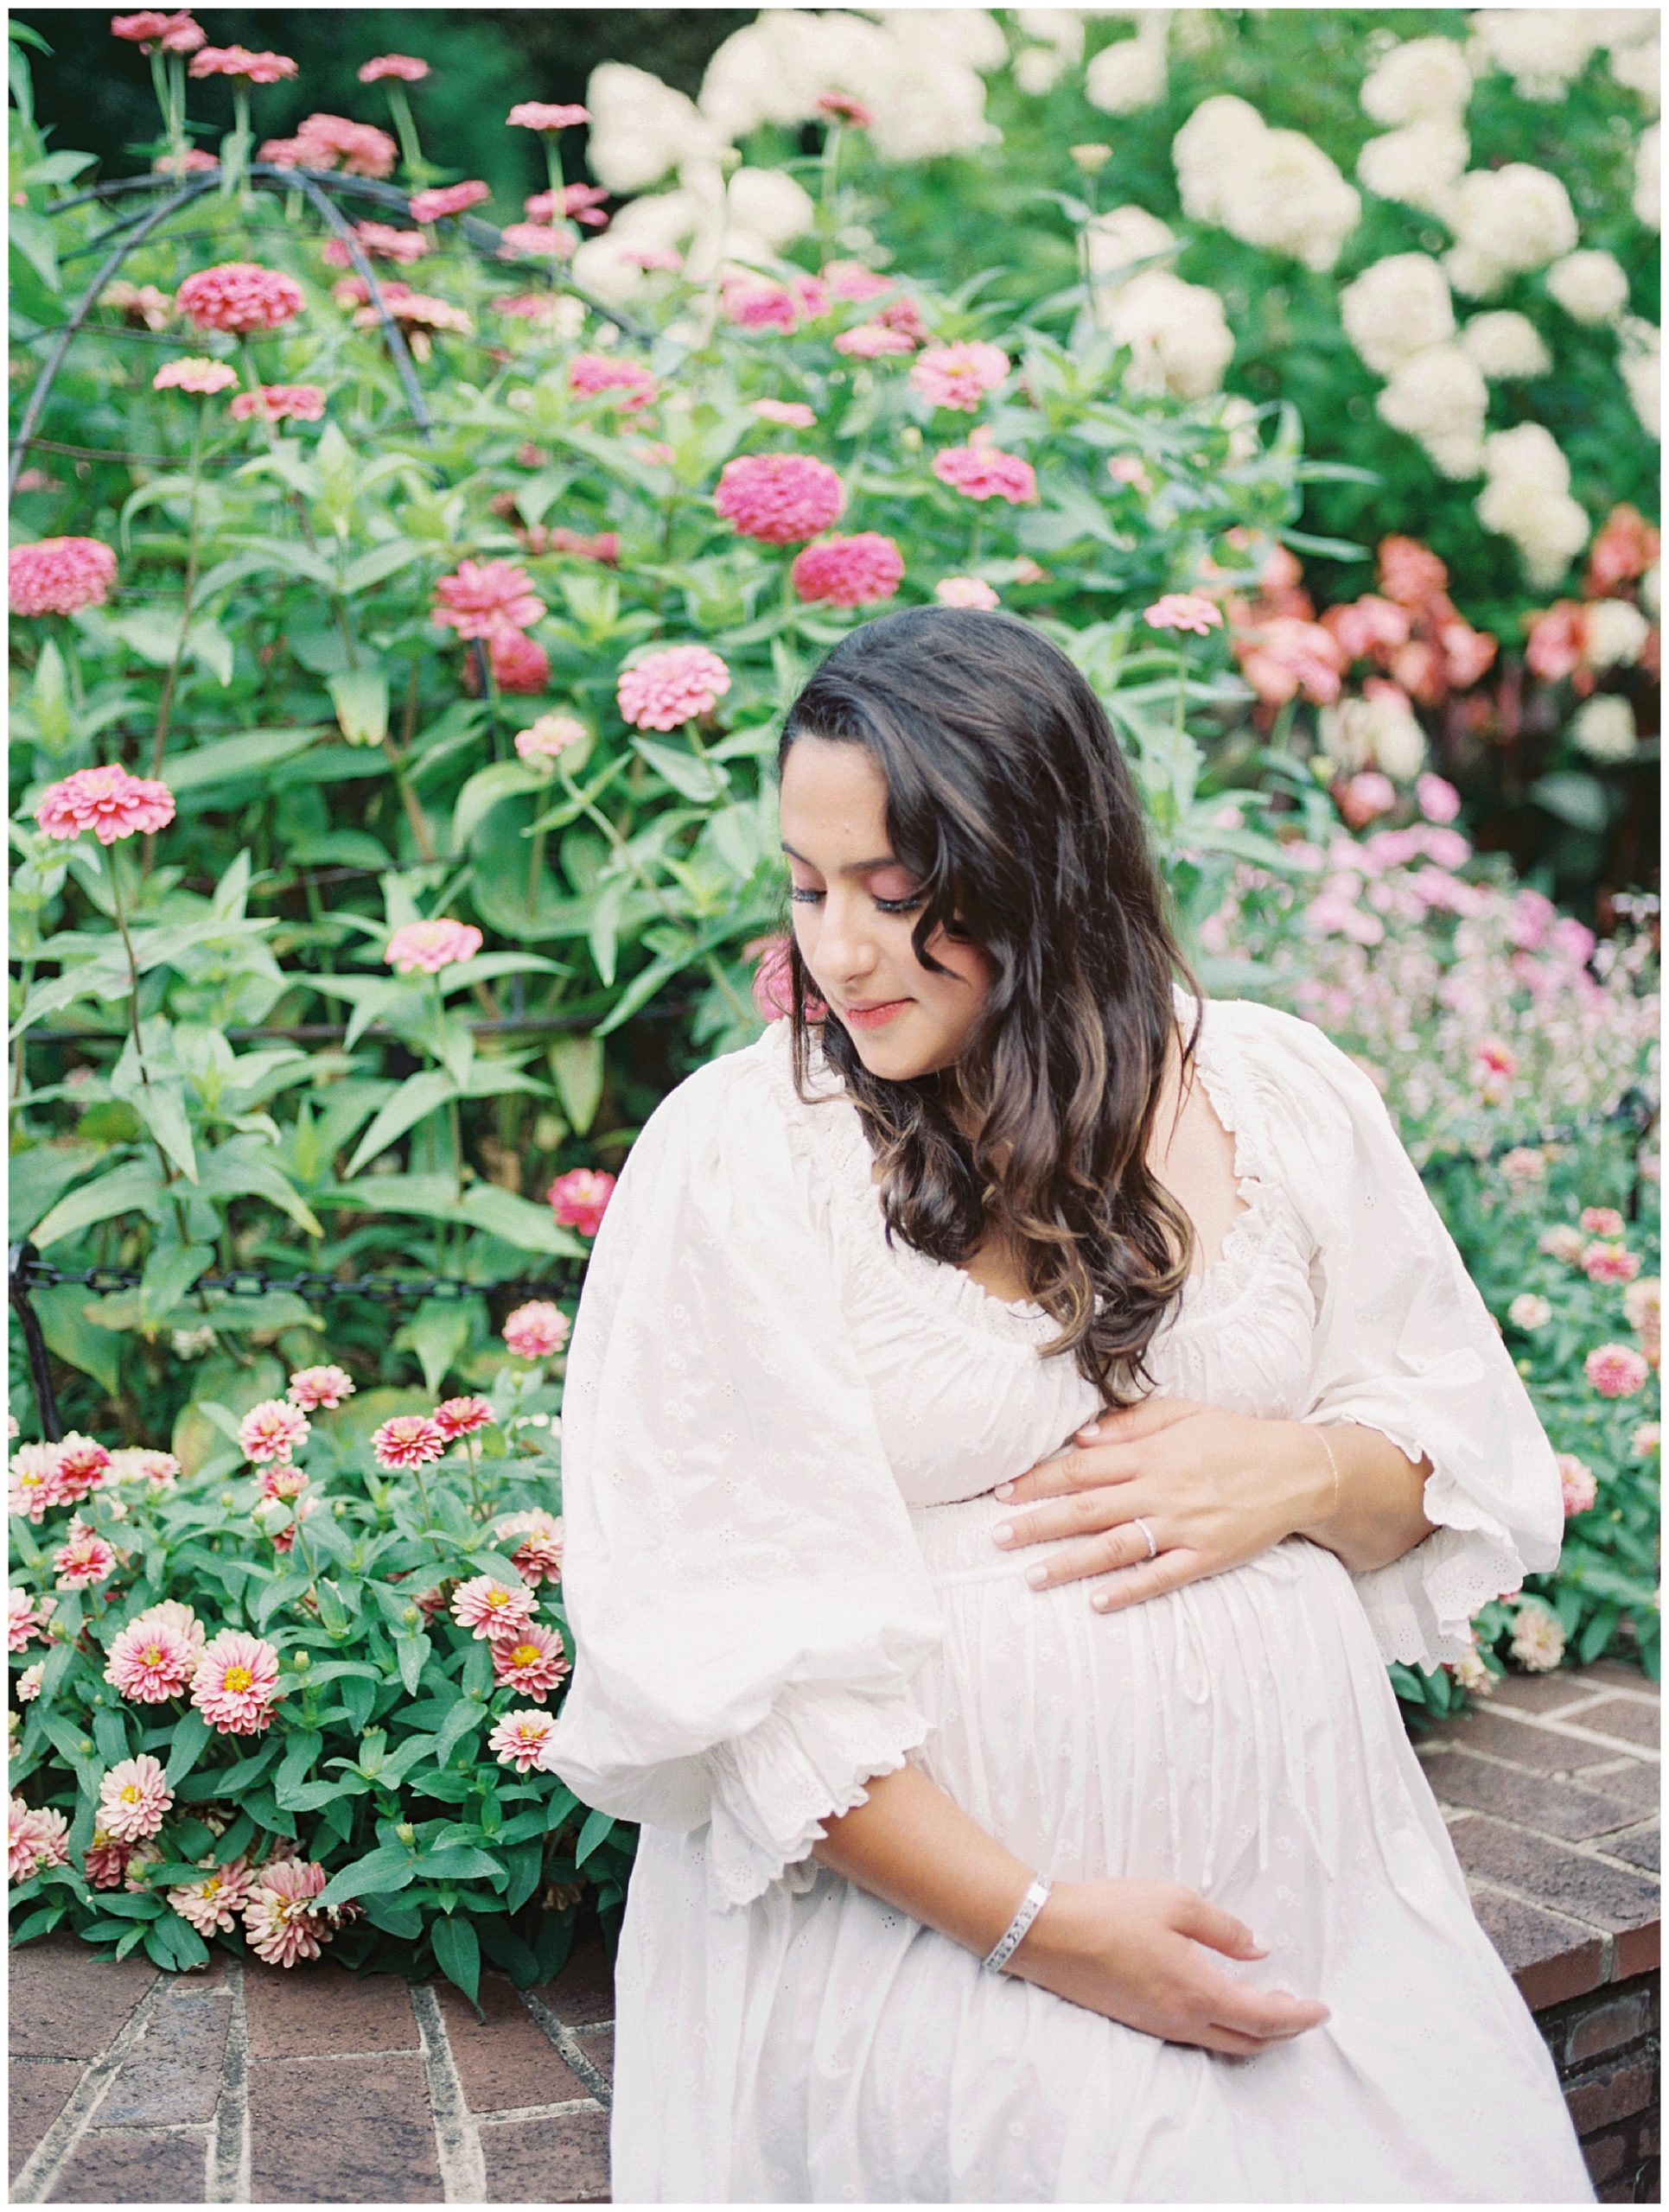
[105,1613,200,1704]
[1540,1224,1588,1266]
[816,89,874,126]
[791,532,905,608]
[1416,772,1462,823]
[1631,1421,1660,1458]
[547,1166,616,1236]
[714,453,846,545]
[8,1587,47,1653]
[243,1857,330,1967]
[617,644,731,730]
[52,1517,118,1591]
[1340,772,1398,830]
[487,1707,559,1772]
[359,54,429,81]
[371,1414,447,1470]
[229,384,326,423]
[97,1753,173,1842]
[189,45,296,81]
[84,1827,133,1890]
[10,537,118,617]
[176,262,304,335]
[281,113,398,178]
[258,1459,309,1501]
[322,220,430,268]
[1584,1344,1650,1398]
[287,1364,355,1412]
[16,1662,43,1703]
[268,1493,319,1555]
[822,259,895,303]
[451,1573,536,1643]
[8,1798,70,1884]
[152,356,238,395]
[409,181,491,223]
[52,1433,113,1504]
[910,340,1010,412]
[1581,1206,1627,1237]
[385,918,483,976]
[8,1445,70,1522]
[567,352,658,410]
[1556,1453,1597,1516]
[526,183,609,225]
[494,1509,564,1587]
[111,12,203,54]
[490,1622,570,1700]
[106,1446,180,1492]
[1583,1241,1641,1285]
[433,559,545,640]
[1500,1147,1547,1185]
[156,146,219,174]
[723,279,803,333]
[238,1398,310,1465]
[169,1854,252,1936]
[502,1300,570,1359]
[1144,592,1225,635]
[191,1630,280,1735]
[1321,594,1411,662]
[833,321,916,359]
[499,221,577,262]
[507,100,589,130]
[1233,618,1347,709]
[477,629,551,694]
[749,398,817,429]
[934,576,1001,609]
[932,439,1036,505]
[35,766,175,846]
[514,713,586,766]
[434,1395,495,1442]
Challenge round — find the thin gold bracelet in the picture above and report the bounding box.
[1314,1424,1341,1520]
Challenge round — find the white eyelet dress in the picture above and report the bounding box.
[545,988,1596,2203]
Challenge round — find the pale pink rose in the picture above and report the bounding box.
[451,1573,536,1643]
[1556,1453,1597,1516]
[409,181,491,223]
[833,321,915,359]
[1143,593,1225,635]
[617,645,731,730]
[8,1444,70,1522]
[514,714,586,766]
[1500,1147,1546,1185]
[750,398,817,428]
[8,1798,71,1883]
[494,1510,564,1588]
[714,453,845,545]
[52,1433,114,1504]
[229,384,326,423]
[932,440,1036,505]
[169,1854,253,1936]
[359,54,430,83]
[1582,1242,1641,1286]
[35,766,175,845]
[287,1364,355,1412]
[434,1396,494,1442]
[489,1622,570,1700]
[791,532,904,608]
[1416,772,1462,823]
[547,1166,616,1236]
[502,1300,570,1359]
[1538,1224,1588,1266]
[105,1613,199,1701]
[934,576,1000,609]
[8,1587,47,1653]
[98,1753,173,1842]
[432,559,543,639]
[488,1707,559,1772]
[1584,1344,1650,1397]
[1508,1294,1552,1330]
[385,918,483,976]
[238,1399,310,1465]
[371,1415,448,1470]
[176,262,303,335]
[191,1630,280,1735]
[243,1857,331,1967]
[910,340,1010,411]
[152,356,239,395]
[53,1517,118,1590]
[1580,1206,1627,1238]
[1508,1601,1566,1673]
[568,353,658,410]
[507,100,588,130]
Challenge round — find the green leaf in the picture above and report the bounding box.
[631,736,729,804]
[576,1805,616,1868]
[431,1911,481,2006]
[393,1297,471,1395]
[315,1844,419,1910]
[547,1033,604,1135]
[165,1709,212,1788]
[453,761,546,853]
[394,1631,432,1696]
[457,1184,581,1257]
[30,1158,166,1249]
[419,1845,504,1885]
[131,1079,198,1183]
[165,727,325,793]
[328,666,390,748]
[1529,773,1609,835]
[587,875,630,989]
[503,1838,544,1915]
[343,1070,456,1180]
[34,1281,124,1395]
[433,1697,487,1765]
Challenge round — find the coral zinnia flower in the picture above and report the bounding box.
[229,384,326,423]
[359,54,430,82]
[384,918,483,976]
[153,356,239,395]
[371,1414,448,1469]
[714,452,845,545]
[10,537,118,617]
[239,1399,310,1465]
[833,321,915,358]
[35,766,175,846]
[502,1300,570,1359]
[499,221,577,262]
[490,1623,570,1700]
[567,353,658,411]
[52,1518,118,1590]
[514,713,586,767]
[169,1854,253,1936]
[432,560,545,640]
[507,100,589,130]
[487,1707,558,1772]
[494,1509,565,1587]
[434,1396,495,1442]
[409,181,491,223]
[909,340,1010,411]
[931,439,1037,505]
[105,1614,199,1702]
[189,45,296,81]
[287,1364,355,1412]
[97,1753,174,1842]
[53,1433,114,1503]
[790,532,904,608]
[616,645,731,731]
[450,1573,537,1643]
[191,1630,280,1735]
[547,1167,615,1236]
[111,12,203,54]
[476,628,551,693]
[243,1857,330,1967]
[176,262,304,335]
[1584,1344,1649,1398]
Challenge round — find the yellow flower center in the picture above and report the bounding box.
[202,1876,220,1897]
[21,1473,41,1488]
[486,1590,509,1607]
[509,1643,540,1668]
[223,1665,253,1694]
[143,1644,163,1665]
[120,1783,141,1802]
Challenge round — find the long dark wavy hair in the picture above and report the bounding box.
[774,604,1207,1408]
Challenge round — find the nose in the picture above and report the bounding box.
[806,889,883,986]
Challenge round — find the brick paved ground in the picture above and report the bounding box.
[10,1659,1658,2204]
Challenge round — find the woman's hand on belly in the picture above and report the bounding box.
[987,1396,1334,1612]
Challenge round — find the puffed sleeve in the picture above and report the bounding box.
[542,1042,945,1910]
[1225,999,1565,1674]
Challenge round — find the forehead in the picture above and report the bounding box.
[779,735,889,826]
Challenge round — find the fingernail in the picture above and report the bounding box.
[1092,1592,1110,1611]
[1076,1424,1100,1441]
[994,1482,1015,1500]
[991,1522,1013,1546]
[1025,1564,1049,1587]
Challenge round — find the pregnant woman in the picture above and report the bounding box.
[546,607,1595,2202]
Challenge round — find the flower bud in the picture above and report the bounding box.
[402,1605,420,1626]
[1070,143,1112,174]
[292,1649,311,1670]
[396,1821,417,1846]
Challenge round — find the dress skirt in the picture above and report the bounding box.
[608,1497,1596,2203]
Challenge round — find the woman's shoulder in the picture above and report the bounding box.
[1190,988,1387,1113]
[627,1020,849,1173]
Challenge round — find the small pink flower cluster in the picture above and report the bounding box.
[322,220,430,268]
[432,559,545,643]
[191,1630,281,1734]
[1144,593,1224,637]
[750,398,818,429]
[507,100,589,130]
[8,1796,70,1883]
[494,1508,565,1587]
[8,1432,112,1520]
[260,113,398,179]
[359,53,429,82]
[526,183,609,227]
[176,262,304,336]
[152,355,238,395]
[169,1853,252,1936]
[35,764,175,846]
[288,1364,356,1411]
[502,1300,570,1359]
[385,917,484,975]
[934,577,1000,610]
[105,1600,206,1702]
[791,532,904,608]
[714,452,846,545]
[617,644,731,731]
[409,180,491,223]
[1585,1344,1651,1399]
[242,1855,351,1967]
[229,385,326,423]
[52,1516,119,1591]
[111,11,203,54]
[546,1166,617,1236]
[514,713,587,767]
[1555,1452,1598,1516]
[499,221,577,263]
[909,340,1010,412]
[9,536,118,616]
[8,1587,54,1652]
[189,44,296,81]
[568,352,659,411]
[932,435,1036,505]
[722,270,831,334]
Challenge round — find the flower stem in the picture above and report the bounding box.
[143,398,207,873]
[385,84,425,181]
[544,132,564,199]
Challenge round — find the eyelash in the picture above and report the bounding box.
[789,887,927,915]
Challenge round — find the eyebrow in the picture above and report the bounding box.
[779,840,906,875]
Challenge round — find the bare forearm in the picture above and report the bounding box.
[808,1760,1040,1961]
[1286,1418,1437,1573]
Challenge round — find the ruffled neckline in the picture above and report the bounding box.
[759,986,1284,1350]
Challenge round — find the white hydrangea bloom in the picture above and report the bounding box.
[1103,267,1235,399]
[1468,10,1601,99]
[1084,204,1177,291]
[1219,393,1261,467]
[1444,164,1580,296]
[1357,118,1470,219]
[878,9,1009,73]
[1175,97,1360,270]
[1014,45,1070,94]
[865,50,997,161]
[1475,427,1591,587]
[1618,315,1661,437]
[1376,343,1488,478]
[585,62,727,195]
[1642,564,1662,620]
[1588,10,1658,50]
[1360,35,1475,124]
[1584,599,1652,670]
[698,18,819,138]
[1016,9,1086,63]
[726,166,817,249]
[1545,250,1631,325]
[1317,691,1425,777]
[1635,124,1660,229]
[1570,694,1640,762]
[1085,27,1169,115]
[1173,94,1270,227]
[1481,421,1574,493]
[1461,311,1553,379]
[1608,34,1660,109]
[1340,254,1456,375]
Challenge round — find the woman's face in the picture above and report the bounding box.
[778,734,993,1081]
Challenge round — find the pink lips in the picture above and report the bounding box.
[843,999,912,1029]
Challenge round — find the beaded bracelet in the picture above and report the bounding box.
[982,1874,1053,1975]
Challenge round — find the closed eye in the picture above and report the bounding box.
[789,887,927,914]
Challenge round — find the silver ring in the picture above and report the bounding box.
[1131,1516,1158,1560]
